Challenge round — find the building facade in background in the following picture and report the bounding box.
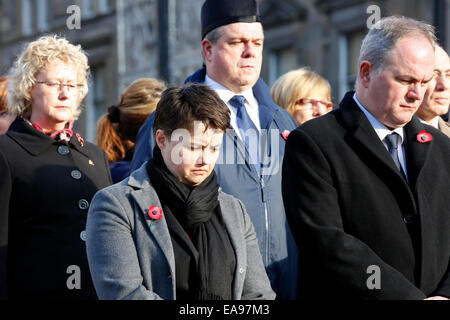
[0,0,448,141]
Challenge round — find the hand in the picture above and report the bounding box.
[424,296,450,300]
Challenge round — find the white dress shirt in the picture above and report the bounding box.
[353,94,408,180]
[417,116,439,129]
[204,75,261,140]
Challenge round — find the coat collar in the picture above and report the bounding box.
[127,163,246,299]
[7,116,90,157]
[438,117,450,138]
[337,91,433,192]
[127,164,177,285]
[185,67,280,130]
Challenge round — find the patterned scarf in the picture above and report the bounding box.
[24,118,74,142]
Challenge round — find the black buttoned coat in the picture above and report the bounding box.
[0,117,112,299]
[282,92,450,299]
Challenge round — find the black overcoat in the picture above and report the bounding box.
[0,117,112,299]
[282,92,450,299]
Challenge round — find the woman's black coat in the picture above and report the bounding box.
[0,117,112,299]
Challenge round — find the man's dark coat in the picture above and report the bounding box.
[282,92,450,299]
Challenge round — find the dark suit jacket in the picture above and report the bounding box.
[282,91,450,299]
[0,117,112,299]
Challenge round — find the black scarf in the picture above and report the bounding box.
[147,147,235,300]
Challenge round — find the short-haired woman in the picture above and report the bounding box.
[271,67,333,125]
[86,83,275,300]
[0,35,112,299]
[96,78,166,183]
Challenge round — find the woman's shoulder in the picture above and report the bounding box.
[218,190,246,214]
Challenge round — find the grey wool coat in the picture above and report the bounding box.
[85,163,276,300]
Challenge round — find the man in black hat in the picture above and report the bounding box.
[131,0,299,300]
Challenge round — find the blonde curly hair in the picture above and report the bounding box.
[7,35,90,120]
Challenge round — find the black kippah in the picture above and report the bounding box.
[201,0,261,39]
[108,105,120,123]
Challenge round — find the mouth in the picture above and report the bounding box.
[434,97,449,104]
[191,169,208,175]
[55,106,71,110]
[400,105,417,110]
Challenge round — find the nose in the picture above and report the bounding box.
[198,149,216,167]
[58,85,69,99]
[313,104,328,117]
[406,83,422,101]
[435,74,449,91]
[243,42,256,58]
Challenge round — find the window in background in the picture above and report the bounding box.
[48,0,73,24]
[36,0,49,32]
[268,47,297,86]
[338,29,365,98]
[82,0,95,19]
[21,0,34,36]
[98,0,114,14]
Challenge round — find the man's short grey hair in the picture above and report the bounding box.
[204,25,225,44]
[356,16,437,87]
[201,26,225,62]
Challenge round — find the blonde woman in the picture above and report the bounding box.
[96,78,166,183]
[0,35,112,300]
[271,67,333,125]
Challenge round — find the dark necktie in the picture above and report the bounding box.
[228,95,260,172]
[384,133,406,178]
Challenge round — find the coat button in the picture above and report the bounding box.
[57,145,70,155]
[71,170,82,180]
[78,199,89,210]
[239,268,245,274]
[80,230,87,242]
[403,215,415,224]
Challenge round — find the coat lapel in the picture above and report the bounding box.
[403,117,433,192]
[338,92,417,211]
[339,93,408,181]
[128,166,176,278]
[218,193,245,299]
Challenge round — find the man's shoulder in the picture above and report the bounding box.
[297,110,343,136]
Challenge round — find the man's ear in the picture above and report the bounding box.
[202,39,213,62]
[359,61,373,88]
[155,129,167,150]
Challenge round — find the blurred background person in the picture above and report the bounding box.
[0,35,112,300]
[86,84,275,300]
[415,45,450,137]
[96,78,166,183]
[271,67,333,125]
[0,77,15,134]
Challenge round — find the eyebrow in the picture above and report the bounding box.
[227,36,264,42]
[396,74,434,82]
[190,142,221,148]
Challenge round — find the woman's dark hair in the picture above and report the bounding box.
[154,83,230,136]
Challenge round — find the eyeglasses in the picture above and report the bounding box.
[296,98,334,110]
[36,81,83,93]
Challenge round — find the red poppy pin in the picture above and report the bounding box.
[148,205,163,228]
[76,133,84,147]
[281,130,291,141]
[416,130,433,143]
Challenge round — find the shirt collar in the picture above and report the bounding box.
[204,75,258,108]
[417,115,439,129]
[353,93,404,144]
